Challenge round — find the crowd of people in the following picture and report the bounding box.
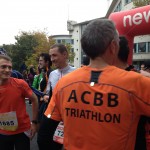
[1,18,150,150]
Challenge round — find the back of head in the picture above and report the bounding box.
[29,67,36,75]
[118,36,129,63]
[81,19,118,59]
[39,53,52,68]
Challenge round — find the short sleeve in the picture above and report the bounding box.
[45,83,62,121]
[44,97,61,121]
[21,79,33,98]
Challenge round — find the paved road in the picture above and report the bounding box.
[26,102,39,150]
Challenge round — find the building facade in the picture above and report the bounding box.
[67,0,150,69]
[109,0,150,69]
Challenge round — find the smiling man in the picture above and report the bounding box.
[0,54,38,150]
[37,43,76,150]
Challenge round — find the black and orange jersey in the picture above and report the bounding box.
[45,66,150,150]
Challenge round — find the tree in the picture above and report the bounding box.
[13,31,38,70]
[2,31,75,71]
[12,30,55,71]
[65,43,75,65]
[133,0,150,7]
[25,31,55,69]
[2,44,15,58]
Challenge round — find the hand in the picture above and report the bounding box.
[30,123,38,140]
[140,70,150,77]
[41,95,49,103]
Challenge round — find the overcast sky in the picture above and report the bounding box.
[0,0,112,45]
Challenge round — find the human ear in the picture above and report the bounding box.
[110,39,118,55]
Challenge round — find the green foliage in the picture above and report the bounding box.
[2,30,75,71]
[65,43,75,65]
[133,0,150,7]
[12,32,38,70]
[2,30,55,71]
[2,44,15,58]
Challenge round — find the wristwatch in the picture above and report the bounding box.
[31,120,38,124]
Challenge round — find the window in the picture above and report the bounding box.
[57,40,61,43]
[148,42,150,52]
[65,39,71,44]
[114,1,122,12]
[81,24,88,35]
[138,42,146,53]
[71,39,74,44]
[71,48,74,53]
[62,39,65,44]
[133,43,137,53]
[125,0,132,4]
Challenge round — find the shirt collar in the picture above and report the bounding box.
[58,65,70,72]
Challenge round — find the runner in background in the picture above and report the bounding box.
[37,43,76,150]
[116,35,147,150]
[32,53,52,122]
[139,60,150,150]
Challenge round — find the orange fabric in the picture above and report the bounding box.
[0,78,33,135]
[45,66,150,150]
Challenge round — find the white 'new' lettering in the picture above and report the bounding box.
[123,9,150,27]
[143,10,150,23]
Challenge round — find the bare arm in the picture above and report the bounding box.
[30,92,38,121]
[29,92,39,139]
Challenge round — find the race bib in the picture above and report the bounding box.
[53,121,64,144]
[0,111,18,131]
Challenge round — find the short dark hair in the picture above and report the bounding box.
[39,53,52,67]
[82,56,90,66]
[50,43,68,54]
[81,19,118,59]
[118,36,129,63]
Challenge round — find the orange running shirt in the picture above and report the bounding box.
[0,78,32,135]
[45,66,150,150]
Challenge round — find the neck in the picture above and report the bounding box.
[59,63,68,69]
[116,60,128,70]
[89,57,109,69]
[0,78,9,86]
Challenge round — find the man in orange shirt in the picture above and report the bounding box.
[116,35,147,150]
[45,19,150,150]
[0,54,38,150]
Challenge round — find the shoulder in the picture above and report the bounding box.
[56,68,83,84]
[10,77,29,86]
[50,69,59,75]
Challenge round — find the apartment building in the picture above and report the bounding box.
[67,0,150,69]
